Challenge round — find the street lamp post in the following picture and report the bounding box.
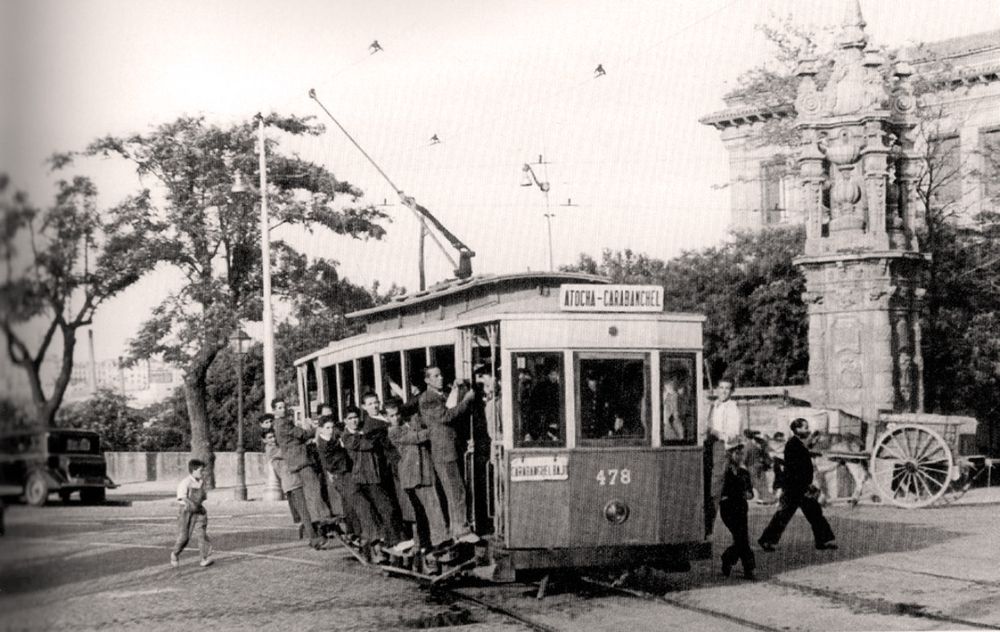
[231,155,283,503]
[228,328,251,501]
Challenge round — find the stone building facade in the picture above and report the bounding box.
[701,18,1000,233]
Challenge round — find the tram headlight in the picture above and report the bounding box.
[604,499,629,525]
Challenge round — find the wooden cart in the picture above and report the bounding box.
[823,412,979,508]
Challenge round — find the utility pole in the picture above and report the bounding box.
[258,115,276,414]
[521,157,553,271]
[87,329,98,395]
[543,212,555,272]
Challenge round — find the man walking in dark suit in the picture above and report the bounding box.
[758,418,838,552]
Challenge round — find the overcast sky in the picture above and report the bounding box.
[2,0,999,368]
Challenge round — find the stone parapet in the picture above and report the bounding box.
[105,451,269,486]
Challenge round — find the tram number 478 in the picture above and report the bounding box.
[596,469,631,486]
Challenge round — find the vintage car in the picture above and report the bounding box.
[0,429,117,506]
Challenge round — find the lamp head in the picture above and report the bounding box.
[231,172,248,195]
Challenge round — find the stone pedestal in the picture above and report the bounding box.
[797,252,926,420]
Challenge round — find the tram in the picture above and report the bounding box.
[294,271,710,581]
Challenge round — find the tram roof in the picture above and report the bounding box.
[345,271,611,321]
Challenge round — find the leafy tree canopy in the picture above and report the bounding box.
[57,113,390,485]
[0,173,155,427]
[565,226,808,388]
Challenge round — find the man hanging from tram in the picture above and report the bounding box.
[390,366,480,544]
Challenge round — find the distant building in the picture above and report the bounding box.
[57,358,184,406]
[700,29,1000,231]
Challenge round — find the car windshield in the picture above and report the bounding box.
[48,434,100,454]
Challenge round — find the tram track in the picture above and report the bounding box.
[580,573,1000,632]
[579,576,786,632]
[768,578,1000,630]
[443,588,560,632]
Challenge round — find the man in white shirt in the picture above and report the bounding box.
[704,378,744,537]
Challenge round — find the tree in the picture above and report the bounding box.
[55,389,147,451]
[564,226,808,388]
[0,174,153,428]
[64,114,389,486]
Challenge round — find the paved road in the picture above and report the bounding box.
[1,484,999,631]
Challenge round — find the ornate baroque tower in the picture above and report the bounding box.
[794,1,927,420]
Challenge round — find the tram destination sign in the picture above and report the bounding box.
[559,284,664,312]
[510,455,569,482]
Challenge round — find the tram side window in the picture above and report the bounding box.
[405,348,428,395]
[660,354,697,445]
[380,352,403,401]
[322,366,338,419]
[305,363,319,415]
[358,356,376,399]
[513,352,565,447]
[339,361,356,409]
[431,345,455,385]
[578,354,650,446]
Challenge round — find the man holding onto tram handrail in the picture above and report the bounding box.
[361,391,417,544]
[704,377,745,537]
[316,416,368,542]
[272,398,336,537]
[758,417,838,552]
[386,397,450,553]
[390,366,479,544]
[340,406,407,551]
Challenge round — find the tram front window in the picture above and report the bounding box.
[577,354,649,445]
[513,352,564,447]
[661,354,697,445]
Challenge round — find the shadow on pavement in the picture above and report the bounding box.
[588,507,959,594]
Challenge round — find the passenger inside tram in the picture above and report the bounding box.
[660,355,697,444]
[578,358,646,441]
[512,353,564,446]
[526,362,563,444]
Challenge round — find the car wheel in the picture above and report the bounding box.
[81,488,106,504]
[59,490,74,503]
[24,472,49,507]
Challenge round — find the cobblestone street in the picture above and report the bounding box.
[2,483,999,631]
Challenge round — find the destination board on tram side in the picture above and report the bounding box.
[510,455,569,482]
[559,284,664,312]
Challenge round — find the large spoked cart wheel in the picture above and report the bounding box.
[869,424,957,508]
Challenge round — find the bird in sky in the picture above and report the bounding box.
[429,134,441,145]
[369,40,383,54]
[594,64,606,78]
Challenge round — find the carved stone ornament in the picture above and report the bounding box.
[838,355,864,389]
[824,129,862,166]
[802,291,825,305]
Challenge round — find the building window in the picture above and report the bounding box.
[981,128,1000,209]
[928,135,962,212]
[761,158,788,225]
